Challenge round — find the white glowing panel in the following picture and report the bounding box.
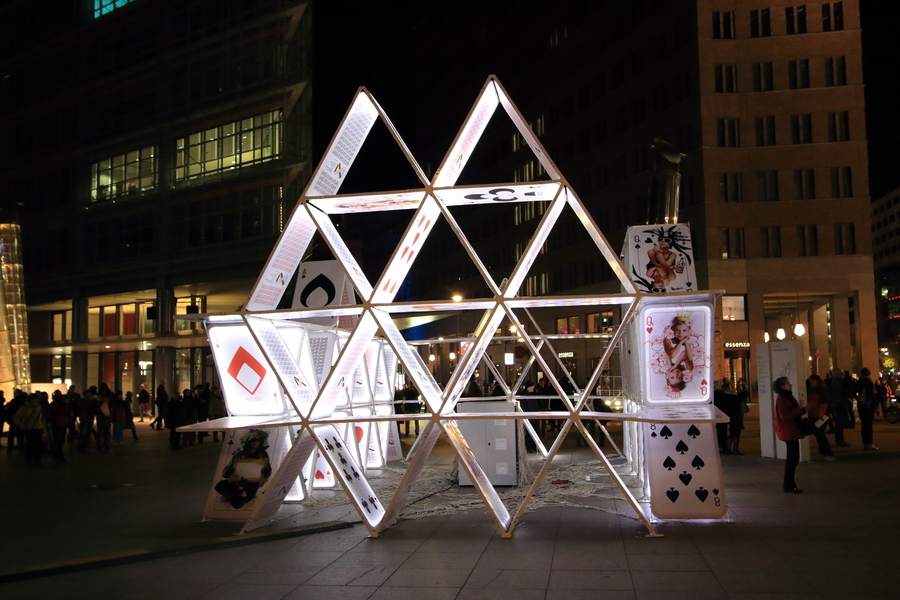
[309,93,380,197]
[292,260,356,328]
[248,207,318,311]
[313,312,380,419]
[313,424,385,527]
[639,304,712,404]
[644,420,727,519]
[209,325,285,416]
[307,208,373,300]
[433,182,560,206]
[244,317,318,417]
[433,82,500,187]
[372,196,442,303]
[309,190,427,214]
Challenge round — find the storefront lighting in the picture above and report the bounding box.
[504,352,514,365]
[449,352,456,360]
[776,328,786,340]
[429,354,435,362]
[793,323,806,336]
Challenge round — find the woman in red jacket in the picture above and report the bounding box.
[774,377,806,493]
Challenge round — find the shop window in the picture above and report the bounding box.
[752,62,774,91]
[94,0,136,18]
[175,110,281,182]
[587,311,614,333]
[91,146,157,202]
[721,296,747,321]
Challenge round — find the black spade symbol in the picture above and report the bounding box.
[227,440,233,446]
[687,425,701,438]
[651,431,658,438]
[660,426,673,439]
[663,456,677,470]
[666,488,680,503]
[635,244,641,249]
[645,237,653,243]
[299,273,336,308]
[686,281,693,287]
[678,471,693,486]
[675,440,689,454]
[695,487,709,502]
[713,488,720,495]
[691,455,705,469]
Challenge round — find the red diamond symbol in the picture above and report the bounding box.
[227,346,267,395]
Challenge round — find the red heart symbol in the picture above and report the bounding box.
[646,327,653,333]
[701,379,708,385]
[315,470,325,480]
[355,426,364,443]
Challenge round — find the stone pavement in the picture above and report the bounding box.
[1,413,898,599]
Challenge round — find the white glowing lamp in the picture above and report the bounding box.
[793,323,806,336]
[776,328,786,340]
[764,332,770,343]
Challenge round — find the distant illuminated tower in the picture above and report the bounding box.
[0,224,30,391]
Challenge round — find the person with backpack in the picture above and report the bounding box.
[856,368,879,450]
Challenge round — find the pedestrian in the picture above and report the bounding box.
[76,388,98,453]
[773,376,805,494]
[138,384,151,422]
[14,393,46,467]
[856,368,879,450]
[167,393,186,451]
[110,390,127,444]
[95,385,112,452]
[723,380,746,455]
[150,380,169,430]
[124,391,139,441]
[49,390,71,462]
[209,386,226,442]
[806,375,835,461]
[827,369,851,447]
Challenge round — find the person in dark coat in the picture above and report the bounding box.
[150,380,169,431]
[167,393,186,451]
[773,377,805,493]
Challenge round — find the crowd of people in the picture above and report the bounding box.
[773,366,893,494]
[0,380,226,466]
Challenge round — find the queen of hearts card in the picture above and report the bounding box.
[642,305,712,403]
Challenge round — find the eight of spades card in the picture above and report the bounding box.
[644,421,727,519]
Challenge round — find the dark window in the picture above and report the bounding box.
[714,64,738,93]
[828,111,850,141]
[752,62,774,91]
[830,167,853,198]
[825,56,847,86]
[717,118,740,147]
[712,11,735,39]
[720,173,743,202]
[761,226,782,258]
[834,223,855,254]
[794,168,816,199]
[786,5,807,34]
[755,116,777,146]
[750,8,772,37]
[822,2,844,31]
[790,114,813,144]
[757,171,780,201]
[788,59,810,89]
[798,225,819,256]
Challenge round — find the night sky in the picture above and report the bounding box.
[314,0,900,200]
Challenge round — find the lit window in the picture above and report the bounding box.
[94,0,136,18]
[721,296,746,321]
[175,110,281,181]
[91,147,157,202]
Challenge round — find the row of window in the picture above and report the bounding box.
[719,167,853,202]
[713,3,844,39]
[716,111,850,148]
[714,57,846,93]
[90,110,281,202]
[720,223,856,259]
[94,0,137,19]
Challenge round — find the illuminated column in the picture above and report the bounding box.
[0,224,31,390]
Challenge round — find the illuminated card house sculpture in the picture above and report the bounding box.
[186,75,728,537]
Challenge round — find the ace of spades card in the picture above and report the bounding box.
[640,304,712,403]
[291,260,357,327]
[644,421,727,519]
